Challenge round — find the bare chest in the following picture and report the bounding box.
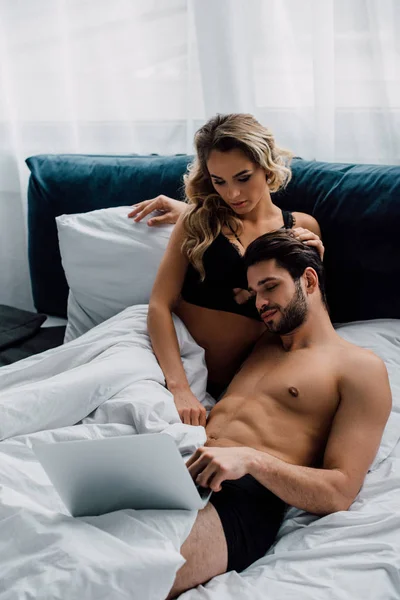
[227,347,340,419]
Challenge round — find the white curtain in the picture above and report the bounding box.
[1,0,399,310]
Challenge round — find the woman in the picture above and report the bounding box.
[129,114,323,427]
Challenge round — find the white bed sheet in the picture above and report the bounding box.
[0,310,399,600]
[0,306,211,599]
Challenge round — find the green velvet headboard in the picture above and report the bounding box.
[26,154,400,323]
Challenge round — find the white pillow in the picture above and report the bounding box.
[56,206,174,342]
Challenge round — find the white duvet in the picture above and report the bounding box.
[0,307,399,600]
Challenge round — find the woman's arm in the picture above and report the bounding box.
[293,212,321,236]
[148,215,207,427]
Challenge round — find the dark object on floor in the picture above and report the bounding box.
[0,304,65,367]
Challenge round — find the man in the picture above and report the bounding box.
[167,231,391,599]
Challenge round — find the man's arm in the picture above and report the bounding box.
[248,352,392,515]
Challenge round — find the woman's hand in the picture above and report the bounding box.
[233,287,254,305]
[128,195,187,226]
[292,227,325,260]
[173,389,207,427]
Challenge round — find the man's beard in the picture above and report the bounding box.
[262,280,308,335]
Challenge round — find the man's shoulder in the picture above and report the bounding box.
[339,340,385,369]
[337,341,389,392]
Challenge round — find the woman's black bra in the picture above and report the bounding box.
[180,211,295,321]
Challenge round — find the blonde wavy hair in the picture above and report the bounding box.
[182,113,293,280]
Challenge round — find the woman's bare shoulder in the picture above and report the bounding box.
[292,212,321,236]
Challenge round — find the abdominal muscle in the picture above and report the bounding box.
[206,395,329,467]
[175,298,265,389]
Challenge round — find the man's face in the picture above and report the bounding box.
[247,259,308,335]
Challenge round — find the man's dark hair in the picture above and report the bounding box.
[244,230,328,308]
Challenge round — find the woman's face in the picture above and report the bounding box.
[206,148,269,215]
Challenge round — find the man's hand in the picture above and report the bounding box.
[128,195,187,226]
[173,389,207,427]
[186,446,256,492]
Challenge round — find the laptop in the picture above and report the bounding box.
[33,433,212,517]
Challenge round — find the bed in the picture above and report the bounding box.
[0,154,399,599]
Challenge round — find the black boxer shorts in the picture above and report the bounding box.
[209,474,286,572]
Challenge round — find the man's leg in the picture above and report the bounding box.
[166,502,228,599]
